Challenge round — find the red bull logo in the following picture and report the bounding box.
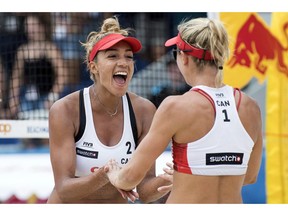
[228,14,288,76]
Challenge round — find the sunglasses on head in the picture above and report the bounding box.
[172,48,193,60]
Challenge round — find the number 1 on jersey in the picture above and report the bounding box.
[222,109,230,122]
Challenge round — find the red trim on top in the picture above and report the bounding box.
[191,88,216,114]
[172,140,192,175]
[233,88,242,111]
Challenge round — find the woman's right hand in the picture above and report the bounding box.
[104,159,139,203]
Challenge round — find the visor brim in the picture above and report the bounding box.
[165,36,178,47]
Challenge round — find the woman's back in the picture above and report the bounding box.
[168,173,245,203]
[105,17,263,204]
[166,86,262,203]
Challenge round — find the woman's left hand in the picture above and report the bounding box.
[157,162,174,192]
[116,188,139,203]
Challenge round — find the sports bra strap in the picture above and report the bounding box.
[126,93,139,148]
[233,88,242,111]
[191,88,216,114]
[75,89,85,142]
[74,89,138,147]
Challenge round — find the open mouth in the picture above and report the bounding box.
[113,72,128,85]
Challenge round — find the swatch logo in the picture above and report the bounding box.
[76,147,98,159]
[206,152,243,165]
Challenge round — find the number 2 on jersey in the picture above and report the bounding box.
[126,141,132,154]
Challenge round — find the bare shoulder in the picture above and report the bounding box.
[155,91,216,137]
[127,92,156,114]
[127,92,156,140]
[237,91,262,141]
[239,91,261,117]
[49,91,80,126]
[159,91,206,114]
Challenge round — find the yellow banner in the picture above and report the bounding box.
[220,12,288,203]
[266,12,288,203]
[220,12,268,88]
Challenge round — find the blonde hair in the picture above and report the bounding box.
[178,17,230,87]
[80,16,132,82]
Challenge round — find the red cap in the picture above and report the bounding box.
[89,33,142,62]
[165,33,213,60]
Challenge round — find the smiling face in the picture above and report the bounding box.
[90,41,135,97]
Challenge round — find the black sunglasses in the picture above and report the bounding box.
[172,49,193,60]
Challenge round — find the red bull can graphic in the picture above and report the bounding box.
[228,14,288,76]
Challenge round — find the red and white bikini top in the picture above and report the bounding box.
[172,85,254,176]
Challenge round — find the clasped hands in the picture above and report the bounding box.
[104,159,174,203]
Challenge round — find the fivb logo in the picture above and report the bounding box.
[83,141,93,148]
[215,93,224,98]
[206,152,243,165]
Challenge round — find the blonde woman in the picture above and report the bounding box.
[106,17,263,204]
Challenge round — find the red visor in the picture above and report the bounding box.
[165,33,213,60]
[89,33,142,62]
